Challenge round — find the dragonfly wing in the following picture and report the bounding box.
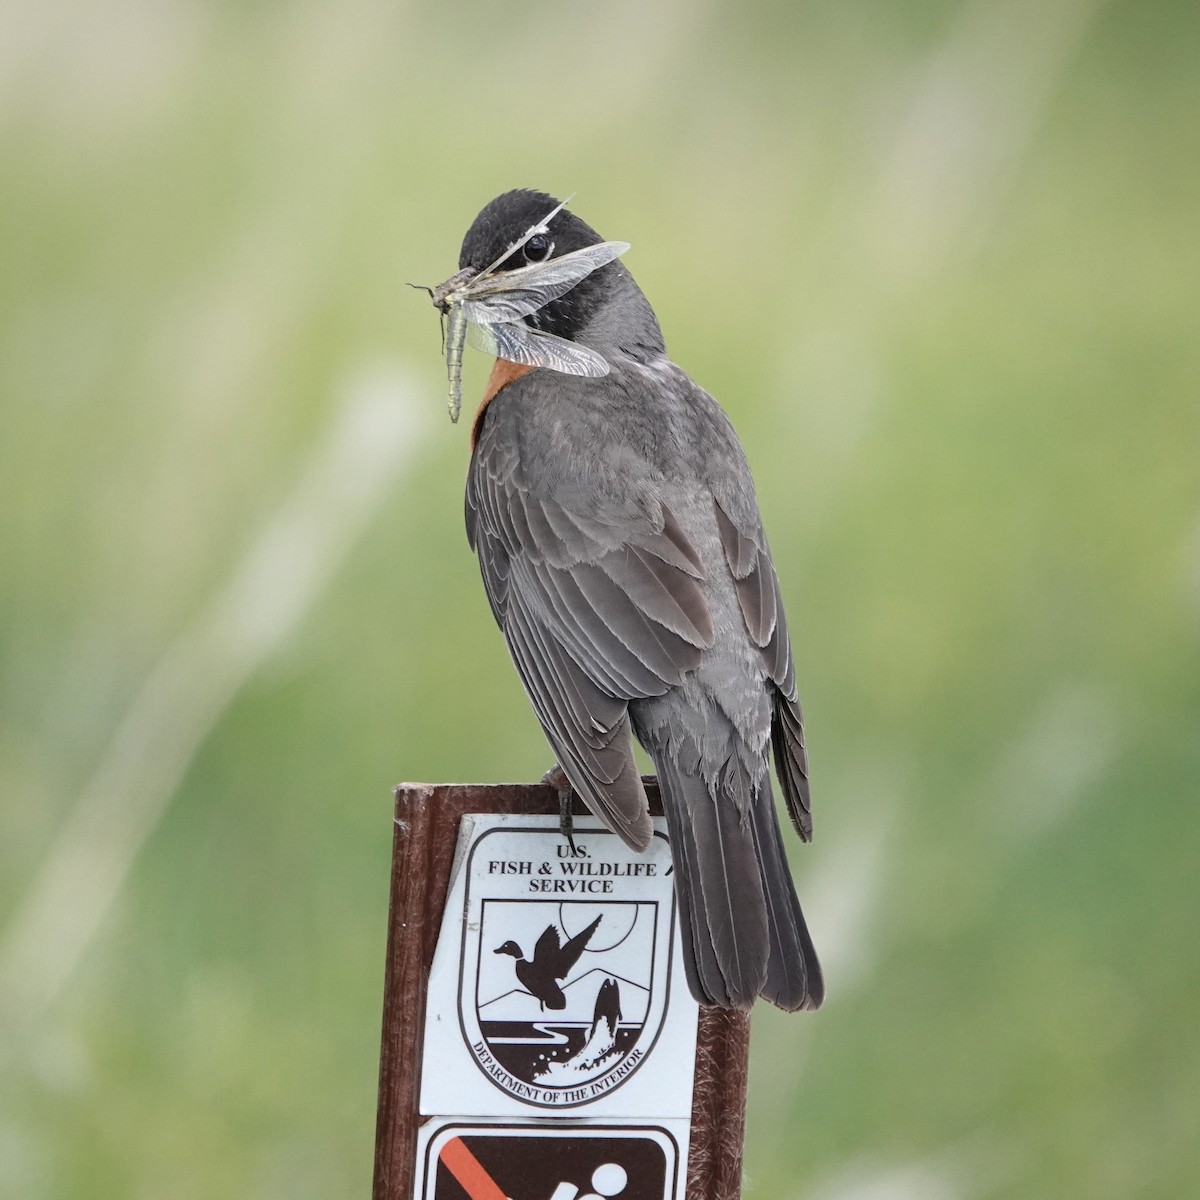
[460,241,630,324]
[468,321,611,378]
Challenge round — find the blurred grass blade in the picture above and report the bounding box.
[0,362,429,1033]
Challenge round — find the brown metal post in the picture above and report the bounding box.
[373,782,751,1200]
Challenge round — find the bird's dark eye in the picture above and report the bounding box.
[524,233,553,262]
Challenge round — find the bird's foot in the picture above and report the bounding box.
[542,763,578,855]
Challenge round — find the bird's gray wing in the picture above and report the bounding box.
[467,423,715,850]
[713,495,811,841]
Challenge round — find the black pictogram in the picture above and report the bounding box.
[494,914,603,1010]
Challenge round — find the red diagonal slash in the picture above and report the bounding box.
[439,1136,509,1200]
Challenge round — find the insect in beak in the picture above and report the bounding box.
[422,266,481,423]
[429,267,479,315]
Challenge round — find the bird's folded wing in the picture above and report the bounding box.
[467,435,715,845]
[713,496,811,841]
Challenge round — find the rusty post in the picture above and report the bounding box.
[372,782,752,1200]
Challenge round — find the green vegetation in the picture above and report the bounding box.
[2,1,1197,1196]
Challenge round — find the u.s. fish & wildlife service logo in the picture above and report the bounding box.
[457,823,677,1108]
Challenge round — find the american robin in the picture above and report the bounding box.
[429,189,822,1011]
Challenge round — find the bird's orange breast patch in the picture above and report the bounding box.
[471,359,535,448]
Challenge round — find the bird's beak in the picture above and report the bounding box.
[431,266,478,314]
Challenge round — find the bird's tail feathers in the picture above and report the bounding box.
[658,755,769,1008]
[749,774,824,1010]
[657,756,823,1012]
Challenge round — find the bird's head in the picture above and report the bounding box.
[435,189,664,360]
[493,940,523,959]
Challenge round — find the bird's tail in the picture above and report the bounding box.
[656,755,823,1012]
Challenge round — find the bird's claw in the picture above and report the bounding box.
[542,763,579,855]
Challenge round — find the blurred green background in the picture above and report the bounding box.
[2,0,1198,1196]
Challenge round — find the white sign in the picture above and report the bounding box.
[420,815,699,1118]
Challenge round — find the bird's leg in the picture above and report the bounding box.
[542,763,578,855]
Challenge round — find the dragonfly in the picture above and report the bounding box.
[420,197,630,421]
